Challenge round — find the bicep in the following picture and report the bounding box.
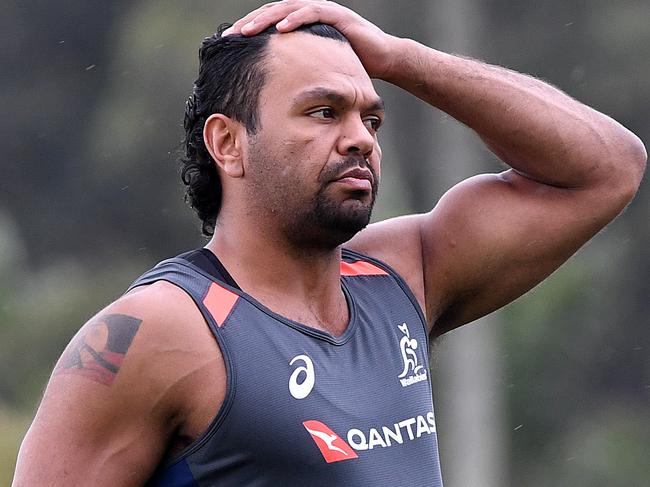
[422,170,621,335]
[13,311,171,487]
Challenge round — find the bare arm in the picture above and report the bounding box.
[384,40,646,191]
[12,283,223,486]
[13,309,165,486]
[371,41,646,334]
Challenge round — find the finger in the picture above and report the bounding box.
[224,3,280,36]
[238,2,308,36]
[240,2,331,36]
[275,3,338,33]
[222,1,283,36]
[236,0,328,36]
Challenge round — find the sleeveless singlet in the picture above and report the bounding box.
[130,248,444,486]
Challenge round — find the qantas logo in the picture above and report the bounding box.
[304,412,437,463]
[302,420,358,463]
[347,411,437,450]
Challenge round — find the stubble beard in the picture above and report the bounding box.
[290,178,378,250]
[247,137,379,251]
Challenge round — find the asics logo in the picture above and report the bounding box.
[289,354,315,399]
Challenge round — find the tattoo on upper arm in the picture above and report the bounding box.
[55,313,143,386]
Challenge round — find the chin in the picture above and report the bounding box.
[305,204,373,249]
[283,190,376,250]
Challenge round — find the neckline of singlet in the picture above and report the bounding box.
[181,247,359,345]
[193,248,241,290]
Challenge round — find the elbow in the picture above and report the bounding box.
[601,129,647,206]
[618,131,646,201]
[630,133,647,180]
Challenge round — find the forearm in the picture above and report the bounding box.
[384,38,646,189]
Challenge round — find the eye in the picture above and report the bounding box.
[363,115,382,132]
[308,107,335,119]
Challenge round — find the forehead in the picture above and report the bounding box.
[262,32,378,105]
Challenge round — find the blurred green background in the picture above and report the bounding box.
[1,1,647,485]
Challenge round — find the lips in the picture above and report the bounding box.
[332,168,374,192]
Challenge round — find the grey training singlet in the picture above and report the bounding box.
[131,248,444,486]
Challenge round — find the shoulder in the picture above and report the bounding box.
[50,279,222,406]
[66,280,224,431]
[14,280,225,485]
[101,280,224,395]
[112,279,213,351]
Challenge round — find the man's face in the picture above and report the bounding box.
[242,32,384,249]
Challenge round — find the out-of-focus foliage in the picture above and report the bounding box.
[1,0,647,485]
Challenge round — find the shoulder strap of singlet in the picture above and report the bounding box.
[126,253,240,472]
[126,252,245,333]
[127,247,428,344]
[127,250,239,293]
[177,249,241,290]
[341,247,430,348]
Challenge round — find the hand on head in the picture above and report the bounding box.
[222,0,397,79]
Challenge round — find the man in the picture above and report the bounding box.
[13,1,645,486]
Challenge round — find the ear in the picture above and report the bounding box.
[203,114,245,178]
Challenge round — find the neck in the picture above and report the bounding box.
[205,215,350,335]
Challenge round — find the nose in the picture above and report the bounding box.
[337,115,375,158]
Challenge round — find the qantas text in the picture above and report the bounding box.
[346,411,436,451]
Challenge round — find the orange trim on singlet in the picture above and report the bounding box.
[340,260,388,276]
[203,282,239,327]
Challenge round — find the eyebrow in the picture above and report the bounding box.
[292,87,385,112]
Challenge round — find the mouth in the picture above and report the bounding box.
[331,168,374,192]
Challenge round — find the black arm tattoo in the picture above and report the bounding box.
[55,313,142,386]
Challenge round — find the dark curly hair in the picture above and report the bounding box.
[181,23,349,237]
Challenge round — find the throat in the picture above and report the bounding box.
[256,285,351,337]
[205,235,352,335]
[303,292,351,336]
